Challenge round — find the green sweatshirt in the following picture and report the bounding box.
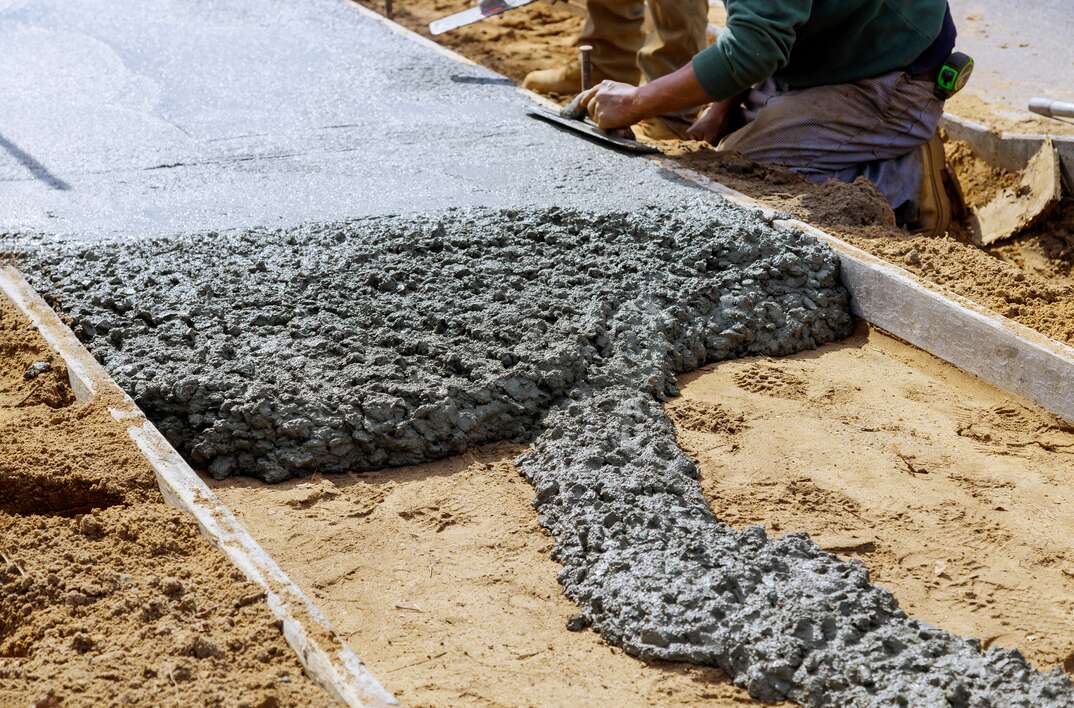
[693,0,948,101]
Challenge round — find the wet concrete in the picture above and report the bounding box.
[521,390,1074,706]
[0,0,710,239]
[21,202,1074,702]
[21,203,849,482]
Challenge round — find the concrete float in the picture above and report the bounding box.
[351,0,1074,425]
[0,265,396,708]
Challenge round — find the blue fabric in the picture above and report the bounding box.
[906,4,957,75]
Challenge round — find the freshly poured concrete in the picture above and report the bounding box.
[0,0,706,239]
[6,0,1074,703]
[22,204,850,482]
[22,204,1074,701]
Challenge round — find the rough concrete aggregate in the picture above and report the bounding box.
[520,387,1074,706]
[17,201,1074,704]
[20,201,847,483]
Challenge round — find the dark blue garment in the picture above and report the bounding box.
[907,4,957,74]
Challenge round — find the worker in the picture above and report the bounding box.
[523,0,709,139]
[570,0,959,233]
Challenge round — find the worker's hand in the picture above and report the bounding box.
[686,101,735,144]
[573,80,643,130]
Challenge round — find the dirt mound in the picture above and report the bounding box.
[945,138,1023,209]
[841,228,1074,343]
[0,296,328,706]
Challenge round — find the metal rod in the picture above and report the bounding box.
[385,0,393,19]
[1029,97,1074,120]
[579,44,593,92]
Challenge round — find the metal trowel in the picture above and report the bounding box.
[527,45,659,155]
[430,0,538,35]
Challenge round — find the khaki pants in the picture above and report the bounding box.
[581,0,708,85]
[718,72,945,210]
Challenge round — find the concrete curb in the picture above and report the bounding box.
[0,265,397,708]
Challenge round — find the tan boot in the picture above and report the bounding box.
[911,133,953,236]
[523,60,584,96]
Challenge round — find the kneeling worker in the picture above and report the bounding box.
[573,0,961,233]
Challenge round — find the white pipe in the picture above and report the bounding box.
[1029,97,1074,120]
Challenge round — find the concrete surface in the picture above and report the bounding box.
[949,0,1074,121]
[0,0,700,239]
[19,204,852,482]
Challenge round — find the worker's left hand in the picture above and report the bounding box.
[569,80,642,130]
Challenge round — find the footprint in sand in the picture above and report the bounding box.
[665,399,748,436]
[732,362,808,399]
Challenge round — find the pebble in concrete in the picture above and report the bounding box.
[18,201,1074,704]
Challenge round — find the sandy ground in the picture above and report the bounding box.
[355,0,1074,347]
[209,445,776,707]
[672,323,1074,675]
[211,323,1074,706]
[0,296,328,706]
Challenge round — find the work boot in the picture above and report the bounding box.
[524,0,644,97]
[910,133,954,235]
[523,60,585,96]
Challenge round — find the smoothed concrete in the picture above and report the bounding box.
[0,0,702,239]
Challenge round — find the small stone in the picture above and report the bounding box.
[169,661,193,682]
[78,514,103,539]
[71,633,94,653]
[23,361,51,380]
[161,577,185,598]
[904,249,921,266]
[565,614,590,632]
[189,635,223,659]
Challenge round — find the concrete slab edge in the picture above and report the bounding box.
[346,0,1074,424]
[0,265,398,708]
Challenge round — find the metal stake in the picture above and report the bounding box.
[579,44,593,92]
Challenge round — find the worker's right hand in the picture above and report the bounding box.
[575,80,644,130]
[686,101,735,144]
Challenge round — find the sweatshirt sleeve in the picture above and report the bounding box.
[692,0,814,101]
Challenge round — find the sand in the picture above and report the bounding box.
[0,296,328,706]
[357,0,582,88]
[946,138,1024,210]
[209,443,784,707]
[673,323,1074,676]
